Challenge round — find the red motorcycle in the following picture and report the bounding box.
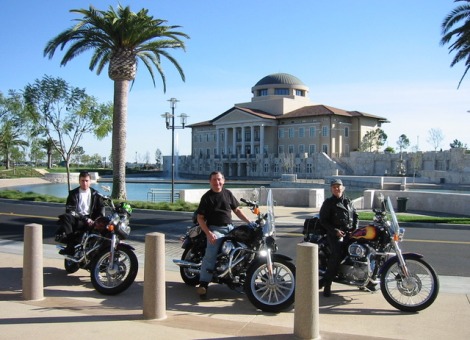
[303,195,439,312]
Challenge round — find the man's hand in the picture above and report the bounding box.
[207,231,218,245]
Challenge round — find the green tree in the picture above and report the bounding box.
[0,91,28,169]
[396,134,410,153]
[43,5,190,199]
[24,75,113,191]
[359,128,387,152]
[440,0,470,88]
[450,139,467,148]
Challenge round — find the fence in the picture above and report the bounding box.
[147,188,180,203]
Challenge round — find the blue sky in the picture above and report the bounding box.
[1,0,469,162]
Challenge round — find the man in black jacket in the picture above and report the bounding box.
[319,178,358,297]
[56,171,105,255]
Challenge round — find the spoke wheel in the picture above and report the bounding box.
[245,258,296,313]
[380,255,439,312]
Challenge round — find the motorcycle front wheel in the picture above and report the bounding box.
[380,255,439,312]
[245,258,296,313]
[179,246,201,286]
[90,245,138,295]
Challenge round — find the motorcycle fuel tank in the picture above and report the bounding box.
[350,225,377,241]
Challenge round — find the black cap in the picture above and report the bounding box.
[330,178,343,186]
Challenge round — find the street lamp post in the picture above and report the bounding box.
[162,98,188,203]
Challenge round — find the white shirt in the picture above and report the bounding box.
[77,188,91,216]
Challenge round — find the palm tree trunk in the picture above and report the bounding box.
[111,79,129,200]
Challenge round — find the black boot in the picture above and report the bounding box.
[197,281,209,299]
[323,283,332,297]
[59,237,75,255]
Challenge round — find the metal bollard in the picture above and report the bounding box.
[23,223,44,301]
[143,232,167,320]
[294,242,320,340]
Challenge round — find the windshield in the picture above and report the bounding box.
[385,196,400,234]
[263,188,276,237]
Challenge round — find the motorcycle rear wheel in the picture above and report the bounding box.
[90,246,138,295]
[380,255,439,312]
[180,247,201,286]
[245,258,296,313]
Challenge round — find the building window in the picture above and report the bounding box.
[257,89,268,96]
[309,127,315,137]
[274,88,289,95]
[288,128,294,139]
[309,144,316,154]
[221,131,225,141]
[278,145,285,154]
[298,144,305,154]
[264,163,269,173]
[306,163,313,174]
[322,126,329,137]
[288,145,294,153]
[295,164,301,173]
[278,128,285,139]
[322,144,328,153]
[295,89,305,96]
[345,127,349,138]
[274,164,279,173]
[299,127,305,138]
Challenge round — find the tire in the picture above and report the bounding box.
[380,255,439,312]
[244,258,296,313]
[90,245,138,295]
[180,246,202,286]
[64,259,79,274]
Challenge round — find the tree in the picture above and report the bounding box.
[359,128,387,152]
[440,0,470,88]
[43,5,190,199]
[396,134,410,153]
[155,148,162,170]
[0,91,29,169]
[24,76,113,191]
[427,128,445,151]
[450,139,467,148]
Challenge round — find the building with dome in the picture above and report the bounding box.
[182,73,388,179]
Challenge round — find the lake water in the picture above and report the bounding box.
[5,180,263,202]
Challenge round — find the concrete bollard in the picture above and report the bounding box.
[294,242,320,340]
[23,223,44,301]
[143,232,167,320]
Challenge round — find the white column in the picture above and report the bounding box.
[250,125,255,155]
[224,127,228,155]
[260,124,265,155]
[216,128,220,155]
[241,126,245,155]
[232,127,237,155]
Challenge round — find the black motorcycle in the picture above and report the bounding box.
[303,195,439,312]
[173,190,296,313]
[56,192,138,295]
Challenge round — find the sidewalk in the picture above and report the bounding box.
[1,238,469,340]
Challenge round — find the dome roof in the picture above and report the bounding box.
[255,73,305,86]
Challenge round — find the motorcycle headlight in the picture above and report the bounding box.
[116,220,131,239]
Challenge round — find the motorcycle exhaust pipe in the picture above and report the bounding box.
[173,259,201,269]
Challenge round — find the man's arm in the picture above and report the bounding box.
[233,207,251,224]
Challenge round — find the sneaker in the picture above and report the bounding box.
[197,282,208,298]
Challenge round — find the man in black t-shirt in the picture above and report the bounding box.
[195,171,251,298]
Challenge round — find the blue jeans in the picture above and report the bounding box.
[200,225,233,283]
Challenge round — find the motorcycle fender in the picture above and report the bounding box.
[272,253,293,262]
[116,243,136,251]
[379,252,423,274]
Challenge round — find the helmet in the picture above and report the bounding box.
[119,202,132,215]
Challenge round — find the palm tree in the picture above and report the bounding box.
[44,5,189,199]
[441,0,470,88]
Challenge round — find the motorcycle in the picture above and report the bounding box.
[173,189,296,313]
[303,195,439,312]
[55,189,138,295]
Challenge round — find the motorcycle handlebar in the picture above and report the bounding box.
[240,198,257,207]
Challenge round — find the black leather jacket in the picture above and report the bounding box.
[65,187,105,220]
[319,195,358,237]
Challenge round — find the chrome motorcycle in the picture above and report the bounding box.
[55,190,138,295]
[303,195,439,312]
[173,189,296,313]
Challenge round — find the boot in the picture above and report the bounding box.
[197,281,209,299]
[323,283,332,297]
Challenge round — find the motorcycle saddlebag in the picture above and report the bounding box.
[303,216,326,242]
